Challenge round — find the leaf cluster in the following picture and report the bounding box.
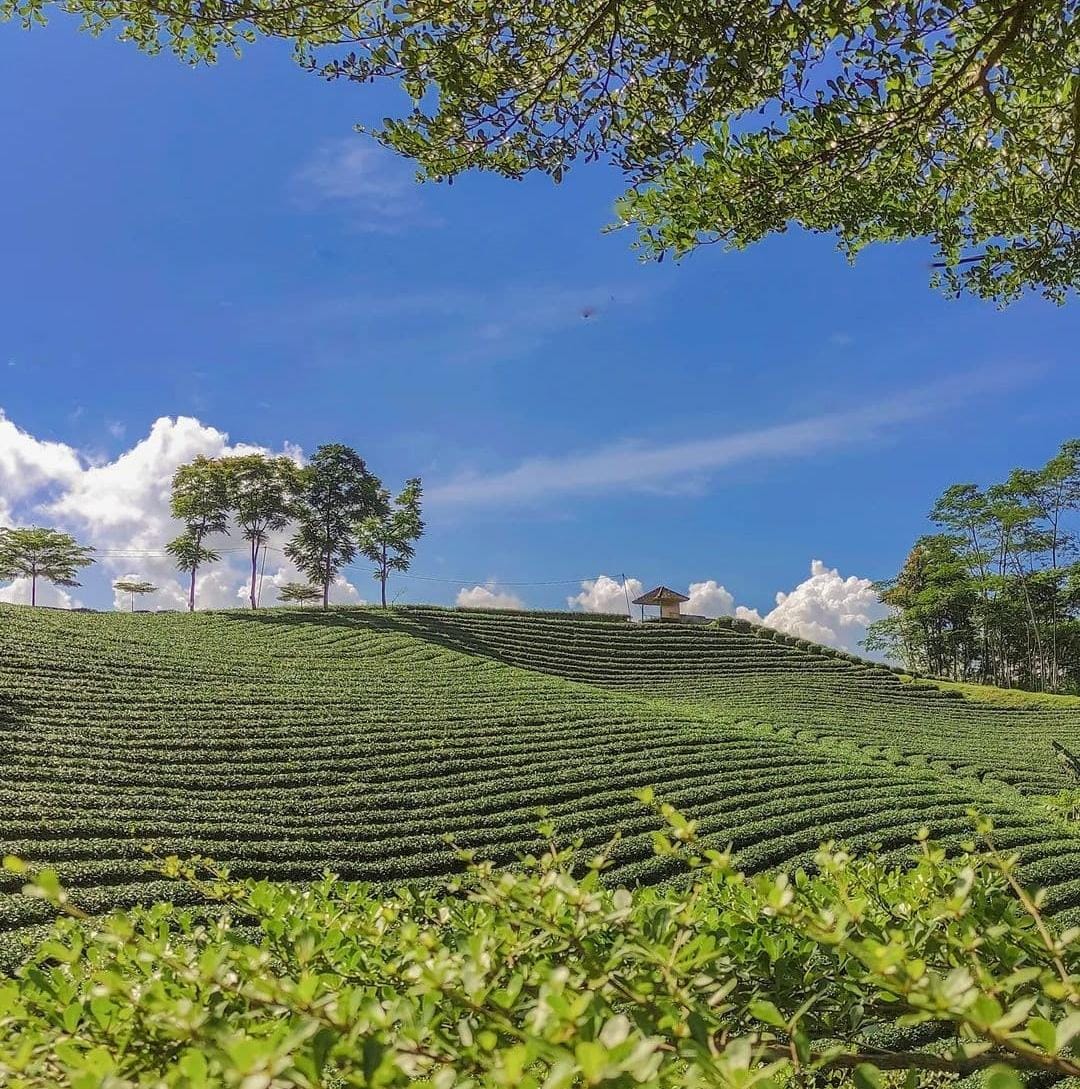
[4,802,1080,1088]
[5,0,1080,299]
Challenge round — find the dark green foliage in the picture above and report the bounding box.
[285,444,381,610]
[223,453,301,610]
[870,440,1080,693]
[6,0,1080,301]
[356,477,424,607]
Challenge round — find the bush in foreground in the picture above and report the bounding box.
[2,799,1079,1088]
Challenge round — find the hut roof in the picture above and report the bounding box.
[632,585,690,606]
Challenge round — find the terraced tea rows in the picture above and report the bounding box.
[1,603,1079,964]
[398,607,1080,792]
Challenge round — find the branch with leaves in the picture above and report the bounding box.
[5,0,1080,301]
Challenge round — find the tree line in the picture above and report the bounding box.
[0,444,423,612]
[866,440,1080,693]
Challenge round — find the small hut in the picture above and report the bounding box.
[632,585,690,621]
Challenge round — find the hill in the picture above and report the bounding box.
[2,603,1080,962]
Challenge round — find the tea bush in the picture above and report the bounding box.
[3,804,1080,1089]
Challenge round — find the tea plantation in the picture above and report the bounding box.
[3,602,1080,963]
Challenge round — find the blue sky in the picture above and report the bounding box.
[1,17,1077,639]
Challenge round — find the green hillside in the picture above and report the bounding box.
[3,602,1080,961]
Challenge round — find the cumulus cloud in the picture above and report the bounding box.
[683,580,736,619]
[456,583,525,611]
[759,560,886,652]
[0,577,79,609]
[567,562,884,652]
[0,412,304,611]
[568,575,640,616]
[0,411,82,526]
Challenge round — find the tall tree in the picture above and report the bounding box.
[877,439,1080,693]
[285,444,380,610]
[113,577,158,613]
[166,456,231,612]
[224,454,300,610]
[0,527,95,607]
[8,0,1080,303]
[356,477,424,608]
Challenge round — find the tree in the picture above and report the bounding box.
[0,527,94,607]
[112,577,157,613]
[356,477,424,608]
[166,456,231,612]
[277,582,324,606]
[7,0,1080,302]
[878,440,1080,693]
[285,444,380,610]
[224,454,300,610]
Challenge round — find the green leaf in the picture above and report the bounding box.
[985,1065,1024,1089]
[749,999,787,1028]
[853,1063,884,1089]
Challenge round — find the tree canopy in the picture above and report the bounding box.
[285,443,382,610]
[223,453,300,610]
[166,456,232,613]
[867,439,1080,691]
[112,577,158,612]
[356,477,424,607]
[5,0,1080,301]
[0,527,95,607]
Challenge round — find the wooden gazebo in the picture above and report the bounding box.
[632,585,689,621]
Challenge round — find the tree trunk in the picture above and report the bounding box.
[323,579,330,611]
[381,544,388,607]
[249,539,258,610]
[189,566,197,612]
[31,567,36,607]
[130,591,135,613]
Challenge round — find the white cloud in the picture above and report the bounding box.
[253,561,365,608]
[0,411,82,525]
[456,583,525,610]
[0,577,79,609]
[567,562,884,652]
[0,412,308,611]
[568,575,640,616]
[428,370,1028,507]
[683,580,736,618]
[292,140,423,232]
[758,559,886,652]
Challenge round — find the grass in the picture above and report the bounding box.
[3,602,1080,963]
[901,675,1080,710]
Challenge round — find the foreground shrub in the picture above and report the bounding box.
[2,800,1079,1088]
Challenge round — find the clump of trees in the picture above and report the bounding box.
[867,440,1080,693]
[0,527,95,607]
[166,445,424,611]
